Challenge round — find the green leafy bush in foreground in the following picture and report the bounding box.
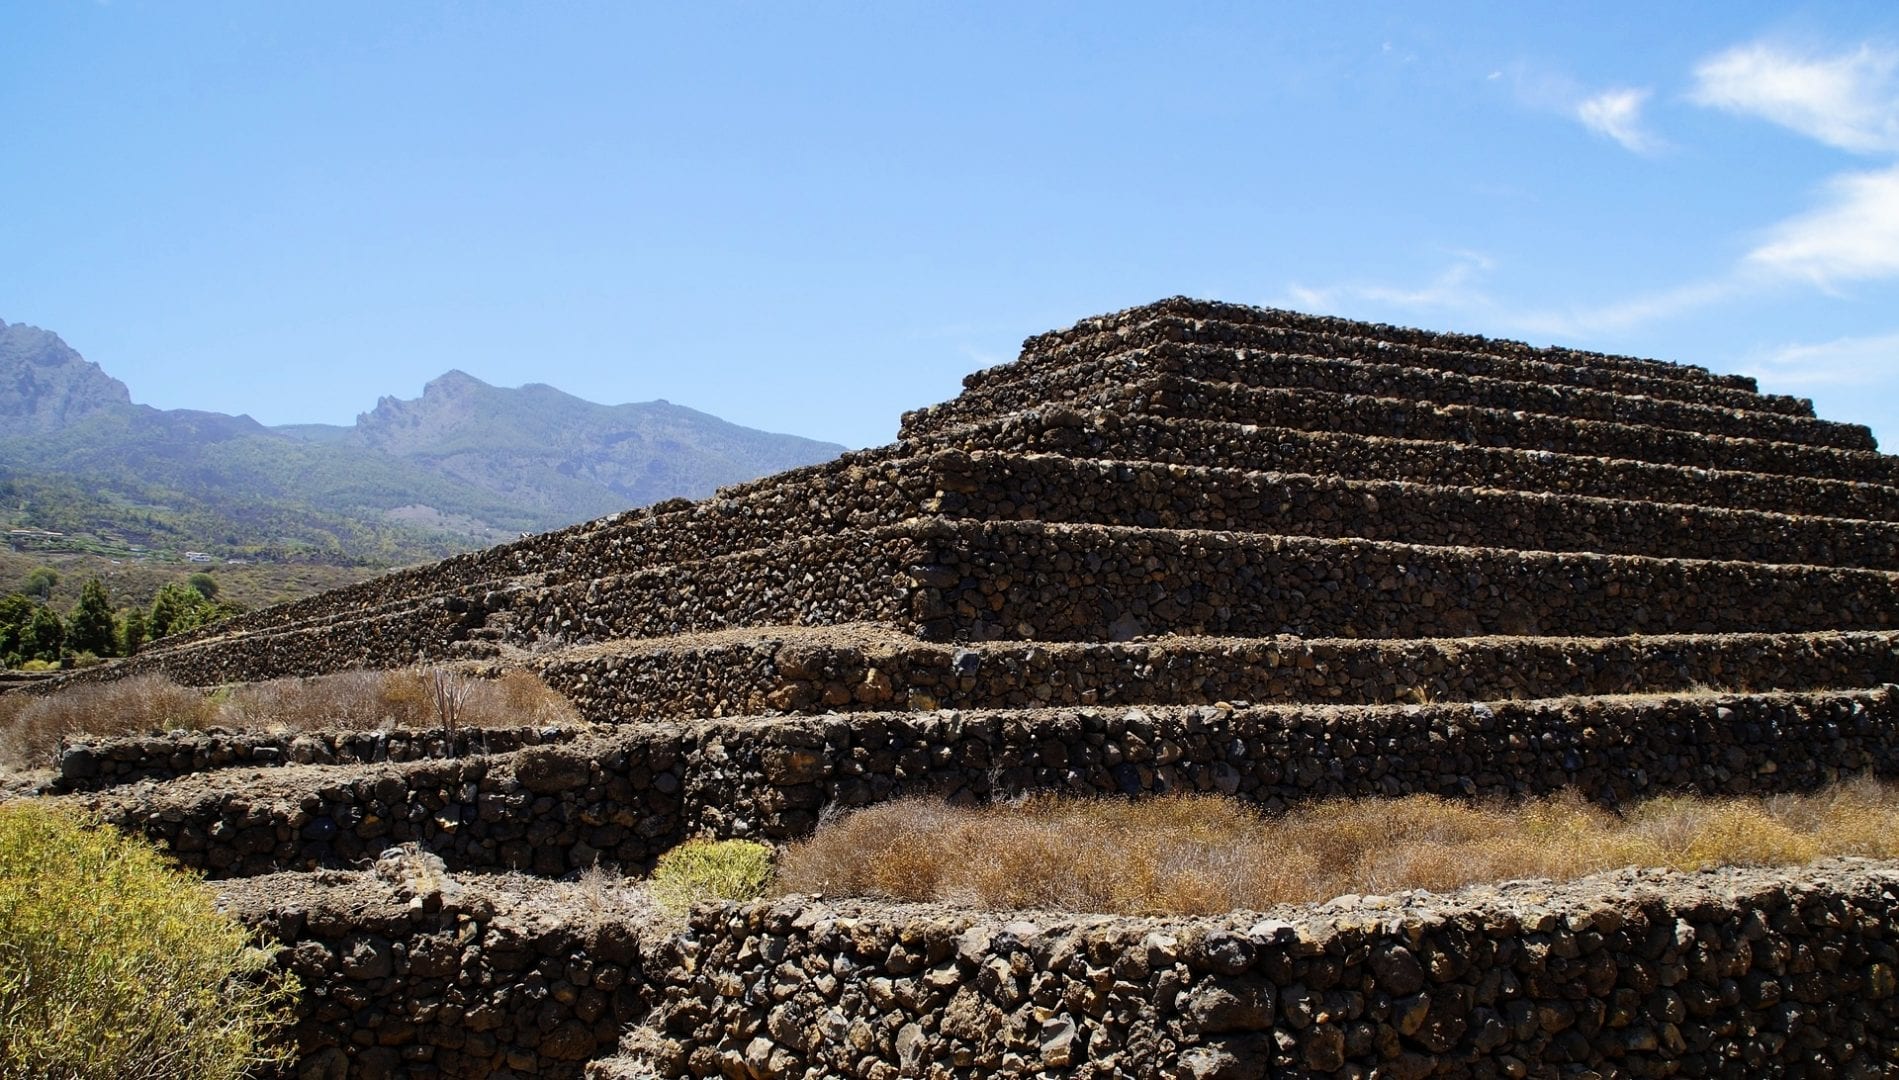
[0,802,299,1080]
[651,838,775,916]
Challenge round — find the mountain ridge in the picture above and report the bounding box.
[0,318,844,565]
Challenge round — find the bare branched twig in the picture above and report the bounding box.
[426,666,472,735]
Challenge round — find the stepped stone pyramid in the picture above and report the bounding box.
[95,296,1899,700]
[47,298,1899,1078]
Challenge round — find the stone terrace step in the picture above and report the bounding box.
[82,600,489,688]
[630,861,1899,1080]
[219,869,648,1077]
[1024,296,1760,391]
[928,411,1899,523]
[940,374,1899,487]
[80,687,1899,878]
[926,452,1899,570]
[118,448,947,668]
[104,506,1899,689]
[900,520,1899,642]
[998,310,1815,417]
[48,725,583,794]
[108,526,928,686]
[147,450,890,651]
[220,515,1899,661]
[456,515,1899,648]
[533,624,1899,722]
[903,342,1873,451]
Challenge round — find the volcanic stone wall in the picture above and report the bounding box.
[95,499,1899,687]
[227,861,1899,1080]
[1011,298,1767,395]
[56,602,497,687]
[635,860,1899,1079]
[905,520,1899,643]
[96,688,1898,880]
[536,630,1899,724]
[26,295,1899,1078]
[912,371,1899,486]
[49,725,578,793]
[223,872,641,1080]
[918,453,1899,569]
[1013,296,1761,390]
[1016,315,1809,417]
[937,412,1899,522]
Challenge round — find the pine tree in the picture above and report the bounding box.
[120,608,147,656]
[0,595,33,666]
[23,606,64,663]
[68,578,118,657]
[149,582,216,641]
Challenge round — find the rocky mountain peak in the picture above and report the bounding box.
[0,319,133,433]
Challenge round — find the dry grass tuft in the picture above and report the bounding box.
[0,667,579,769]
[776,781,1899,916]
[571,864,652,925]
[0,675,219,770]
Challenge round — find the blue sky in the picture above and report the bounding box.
[3,2,1898,451]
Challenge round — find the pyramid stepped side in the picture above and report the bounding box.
[906,339,1869,450]
[137,307,1876,656]
[96,302,1896,690]
[1006,304,1809,411]
[908,364,1895,486]
[1021,297,1766,389]
[929,412,1899,521]
[88,514,1899,689]
[905,452,1899,569]
[70,437,1899,688]
[936,371,1899,484]
[530,626,1899,724]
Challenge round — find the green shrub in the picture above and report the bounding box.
[650,838,775,915]
[0,802,299,1079]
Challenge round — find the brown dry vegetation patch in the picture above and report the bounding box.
[0,668,577,769]
[776,782,1899,916]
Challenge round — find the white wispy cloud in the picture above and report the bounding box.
[1576,87,1662,153]
[1279,251,1745,342]
[1500,64,1663,154]
[1739,329,1899,387]
[1283,252,1496,315]
[1744,163,1899,285]
[1510,279,1741,339]
[1691,42,1899,154]
[1285,40,1899,340]
[1486,40,1899,335]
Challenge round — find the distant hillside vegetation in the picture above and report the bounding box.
[0,318,844,569]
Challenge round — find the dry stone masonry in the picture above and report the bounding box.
[30,298,1899,1077]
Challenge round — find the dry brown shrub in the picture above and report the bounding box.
[217,667,576,733]
[0,675,217,769]
[776,782,1899,916]
[373,669,437,728]
[470,669,579,728]
[0,667,580,765]
[218,670,394,732]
